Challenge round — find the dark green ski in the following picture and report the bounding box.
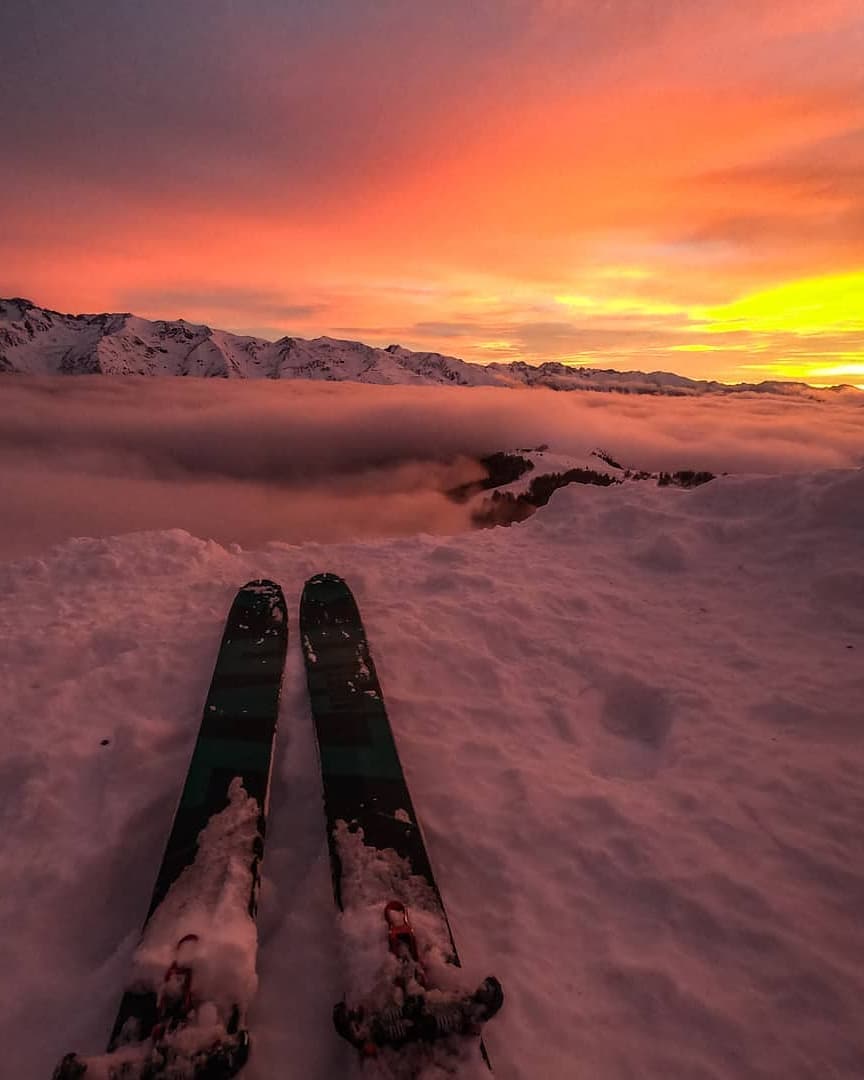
[54,579,288,1080]
[299,573,502,1070]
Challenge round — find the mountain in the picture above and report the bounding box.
[1,297,858,398]
[0,297,498,385]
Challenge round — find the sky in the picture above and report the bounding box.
[2,0,863,385]
[1,377,861,560]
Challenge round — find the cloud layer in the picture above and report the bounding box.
[1,378,861,560]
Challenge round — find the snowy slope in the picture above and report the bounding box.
[0,298,500,385]
[1,469,863,1078]
[2,297,858,398]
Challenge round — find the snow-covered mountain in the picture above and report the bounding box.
[0,297,499,385]
[1,296,858,398]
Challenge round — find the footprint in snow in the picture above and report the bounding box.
[589,672,675,780]
[631,532,688,573]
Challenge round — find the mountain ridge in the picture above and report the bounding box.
[1,297,857,399]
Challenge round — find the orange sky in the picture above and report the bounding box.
[2,0,863,384]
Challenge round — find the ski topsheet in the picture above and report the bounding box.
[299,573,502,1074]
[54,579,288,1080]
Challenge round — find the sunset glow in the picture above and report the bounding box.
[2,0,863,384]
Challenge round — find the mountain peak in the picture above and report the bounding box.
[0,297,38,319]
[0,297,857,399]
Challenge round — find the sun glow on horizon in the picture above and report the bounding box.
[703,273,864,337]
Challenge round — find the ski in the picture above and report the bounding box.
[299,573,502,1074]
[54,579,288,1080]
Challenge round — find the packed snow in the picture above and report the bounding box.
[1,451,862,1078]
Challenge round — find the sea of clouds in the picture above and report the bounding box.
[1,376,862,560]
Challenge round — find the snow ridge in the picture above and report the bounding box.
[1,297,858,398]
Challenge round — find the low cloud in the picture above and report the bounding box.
[0,377,861,560]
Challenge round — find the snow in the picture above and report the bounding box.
[487,448,624,498]
[1,461,863,1077]
[330,824,491,1076]
[130,777,261,1018]
[334,823,455,997]
[56,777,266,1077]
[3,298,861,397]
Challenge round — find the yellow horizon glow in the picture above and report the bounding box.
[703,273,864,336]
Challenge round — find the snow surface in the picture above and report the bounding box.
[1,468,863,1078]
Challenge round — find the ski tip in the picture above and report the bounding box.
[240,578,283,593]
[301,572,349,597]
[236,580,288,613]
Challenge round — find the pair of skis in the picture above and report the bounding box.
[54,576,502,1079]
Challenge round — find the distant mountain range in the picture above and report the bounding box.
[1,297,857,398]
